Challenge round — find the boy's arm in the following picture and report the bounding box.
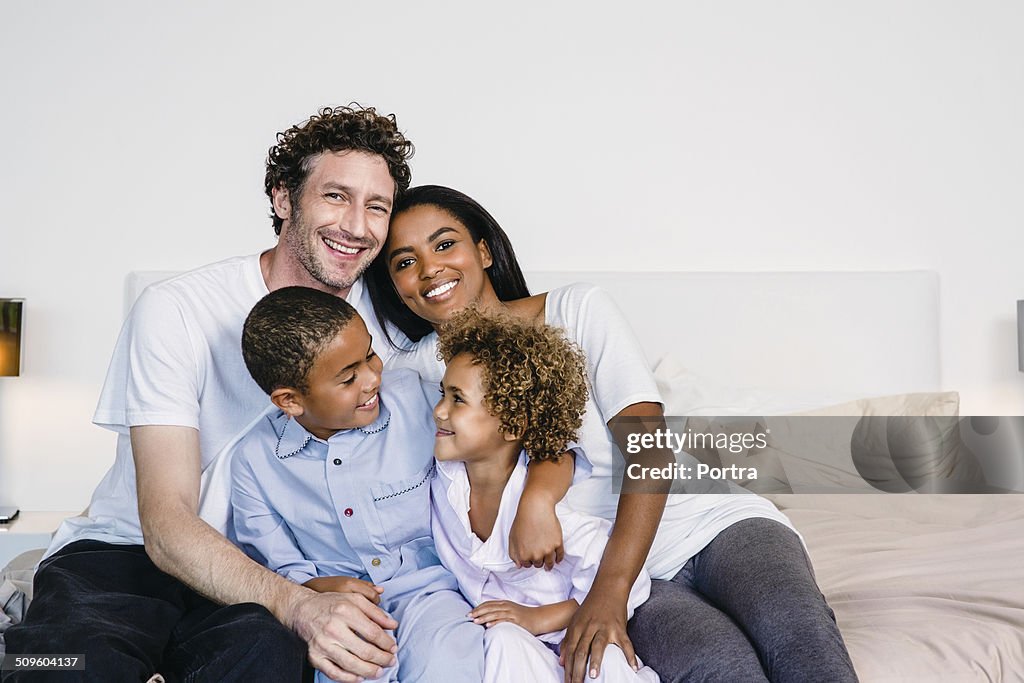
[230,443,319,585]
[304,576,383,605]
[133,425,397,683]
[510,452,576,569]
[469,599,579,636]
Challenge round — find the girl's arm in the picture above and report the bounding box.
[560,401,671,683]
[509,452,576,569]
[469,599,579,636]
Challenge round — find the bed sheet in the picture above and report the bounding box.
[766,494,1024,681]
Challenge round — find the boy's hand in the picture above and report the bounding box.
[470,600,548,635]
[509,491,564,570]
[304,576,384,605]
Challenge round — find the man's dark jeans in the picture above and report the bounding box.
[2,540,307,683]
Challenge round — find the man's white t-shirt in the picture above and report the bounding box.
[388,282,794,580]
[47,254,395,558]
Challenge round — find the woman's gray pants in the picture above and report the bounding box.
[627,517,859,682]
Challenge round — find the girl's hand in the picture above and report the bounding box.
[470,600,549,635]
[560,590,637,683]
[509,493,564,569]
[303,576,384,606]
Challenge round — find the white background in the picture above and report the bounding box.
[1,1,1022,510]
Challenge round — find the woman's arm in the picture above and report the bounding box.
[560,401,672,683]
[469,599,579,636]
[509,453,576,569]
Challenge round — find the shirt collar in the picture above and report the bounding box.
[437,451,531,568]
[271,396,392,459]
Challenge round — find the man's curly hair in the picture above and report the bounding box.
[264,104,415,235]
[437,308,589,462]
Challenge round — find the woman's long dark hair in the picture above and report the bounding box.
[367,185,531,347]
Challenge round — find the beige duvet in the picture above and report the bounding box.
[767,494,1024,682]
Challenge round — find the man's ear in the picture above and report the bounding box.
[477,239,494,269]
[271,387,305,417]
[272,185,292,223]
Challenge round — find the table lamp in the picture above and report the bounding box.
[0,298,23,377]
[1,298,23,522]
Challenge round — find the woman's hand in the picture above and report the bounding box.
[509,491,564,569]
[560,586,637,683]
[303,576,384,606]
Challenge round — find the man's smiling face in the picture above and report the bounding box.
[275,149,395,294]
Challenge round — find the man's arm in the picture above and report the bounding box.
[131,425,398,683]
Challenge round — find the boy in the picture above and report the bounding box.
[232,286,483,682]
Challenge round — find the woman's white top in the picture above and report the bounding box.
[388,282,794,579]
[431,451,651,645]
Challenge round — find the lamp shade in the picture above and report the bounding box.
[0,299,24,377]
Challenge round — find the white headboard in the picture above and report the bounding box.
[125,269,941,401]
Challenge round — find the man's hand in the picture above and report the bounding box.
[559,589,638,683]
[509,493,564,569]
[290,590,399,683]
[304,576,384,605]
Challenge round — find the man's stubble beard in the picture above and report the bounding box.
[284,204,379,292]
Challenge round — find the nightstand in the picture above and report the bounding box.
[0,511,75,568]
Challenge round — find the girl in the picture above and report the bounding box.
[367,185,858,683]
[430,307,659,683]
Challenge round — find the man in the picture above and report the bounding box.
[4,106,417,683]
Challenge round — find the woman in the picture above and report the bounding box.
[367,186,858,683]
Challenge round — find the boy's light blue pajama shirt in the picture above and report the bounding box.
[230,369,484,682]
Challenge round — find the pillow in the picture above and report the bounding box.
[764,392,961,493]
[651,350,961,494]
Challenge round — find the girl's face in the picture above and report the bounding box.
[433,353,517,462]
[385,205,499,327]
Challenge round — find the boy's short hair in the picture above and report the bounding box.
[437,308,589,461]
[242,286,358,395]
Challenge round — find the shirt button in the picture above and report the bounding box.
[344,508,353,517]
[333,458,342,466]
[371,558,382,567]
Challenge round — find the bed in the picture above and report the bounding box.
[526,270,1024,682]
[3,269,1022,680]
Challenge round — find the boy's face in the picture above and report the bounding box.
[433,353,516,461]
[291,316,383,439]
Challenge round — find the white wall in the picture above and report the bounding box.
[1,1,1022,510]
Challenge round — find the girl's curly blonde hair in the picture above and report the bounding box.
[436,307,589,462]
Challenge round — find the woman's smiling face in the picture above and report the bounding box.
[385,204,499,327]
